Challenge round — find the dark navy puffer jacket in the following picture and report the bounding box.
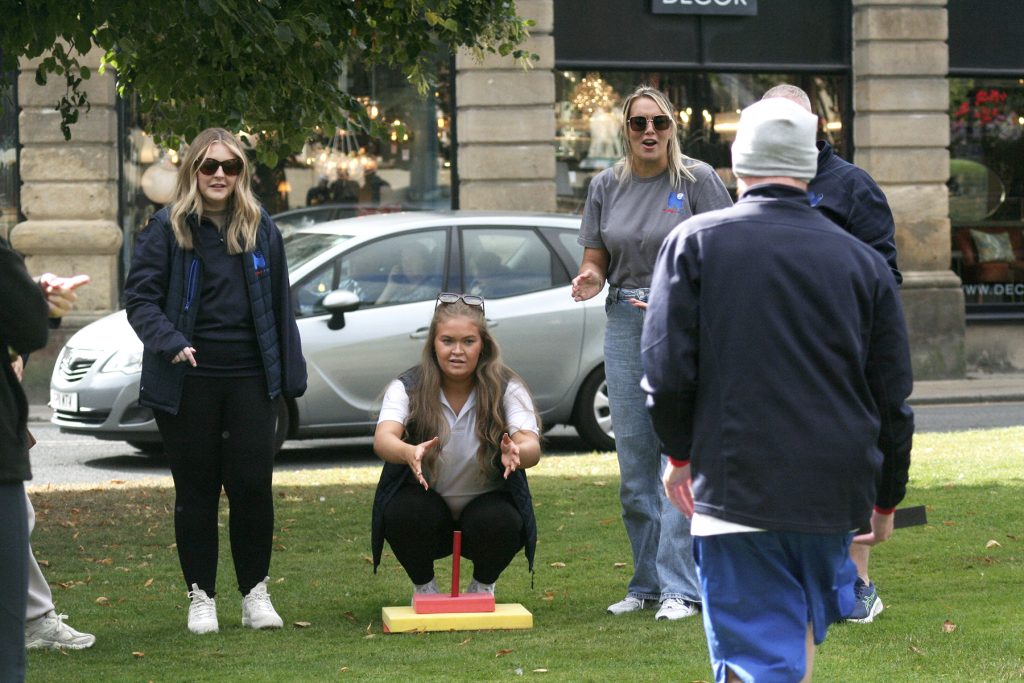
[809,141,902,284]
[124,206,306,414]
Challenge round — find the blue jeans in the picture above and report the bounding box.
[604,288,700,603]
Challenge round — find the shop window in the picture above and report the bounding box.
[949,78,1024,317]
[0,74,18,241]
[554,71,847,213]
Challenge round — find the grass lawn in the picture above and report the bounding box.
[25,427,1024,682]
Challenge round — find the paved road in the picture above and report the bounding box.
[26,402,1023,488]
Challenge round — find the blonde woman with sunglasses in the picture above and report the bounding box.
[124,128,306,635]
[571,85,733,621]
[371,294,541,599]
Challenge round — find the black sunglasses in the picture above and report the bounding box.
[436,292,485,314]
[627,115,672,132]
[197,158,244,177]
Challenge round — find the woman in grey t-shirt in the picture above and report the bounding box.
[571,85,732,621]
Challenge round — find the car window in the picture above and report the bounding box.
[461,227,558,299]
[284,232,351,273]
[554,231,585,269]
[294,229,447,317]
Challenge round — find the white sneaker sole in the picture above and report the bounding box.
[846,598,884,624]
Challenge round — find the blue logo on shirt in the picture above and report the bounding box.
[664,191,686,213]
[808,191,824,208]
[253,250,268,277]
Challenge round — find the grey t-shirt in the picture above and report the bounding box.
[578,162,733,289]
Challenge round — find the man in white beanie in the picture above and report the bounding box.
[640,97,914,682]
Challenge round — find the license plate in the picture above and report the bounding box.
[50,390,78,412]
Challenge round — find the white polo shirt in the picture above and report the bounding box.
[378,378,538,519]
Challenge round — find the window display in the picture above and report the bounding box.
[949,78,1024,314]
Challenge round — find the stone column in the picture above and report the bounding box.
[455,0,556,211]
[11,47,122,326]
[853,0,964,379]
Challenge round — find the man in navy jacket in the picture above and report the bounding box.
[642,97,913,682]
[764,83,901,624]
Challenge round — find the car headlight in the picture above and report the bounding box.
[100,347,144,374]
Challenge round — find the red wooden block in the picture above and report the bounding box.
[413,593,496,614]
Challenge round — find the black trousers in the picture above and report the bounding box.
[154,374,277,597]
[383,483,524,585]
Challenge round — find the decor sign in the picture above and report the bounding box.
[652,0,758,15]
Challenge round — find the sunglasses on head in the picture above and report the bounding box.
[436,292,485,314]
[627,115,672,132]
[197,157,244,177]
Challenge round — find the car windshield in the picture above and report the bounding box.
[284,232,351,273]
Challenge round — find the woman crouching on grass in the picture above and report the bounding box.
[371,293,540,598]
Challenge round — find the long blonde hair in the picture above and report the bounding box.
[614,85,697,187]
[406,300,539,476]
[168,127,262,254]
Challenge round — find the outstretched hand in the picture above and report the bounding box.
[500,432,520,479]
[571,269,604,302]
[409,436,439,489]
[38,273,91,318]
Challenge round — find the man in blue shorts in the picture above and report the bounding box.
[641,97,914,682]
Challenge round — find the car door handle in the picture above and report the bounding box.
[410,327,430,339]
[486,318,499,328]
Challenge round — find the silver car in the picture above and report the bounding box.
[50,211,614,452]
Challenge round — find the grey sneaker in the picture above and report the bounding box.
[187,584,219,634]
[465,579,496,596]
[242,577,283,630]
[25,610,96,649]
[607,596,653,615]
[655,598,700,621]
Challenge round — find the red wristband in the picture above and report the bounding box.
[874,505,895,515]
[668,456,690,468]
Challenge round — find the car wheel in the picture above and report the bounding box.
[274,398,291,454]
[127,440,163,456]
[573,367,615,452]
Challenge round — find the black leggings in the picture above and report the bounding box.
[154,374,277,597]
[383,483,524,585]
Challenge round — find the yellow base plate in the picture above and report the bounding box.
[382,603,533,633]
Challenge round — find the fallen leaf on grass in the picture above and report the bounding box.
[613,562,627,569]
[37,560,49,568]
[132,651,144,658]
[910,645,924,655]
[533,669,549,673]
[293,621,311,628]
[942,620,957,633]
[95,597,109,606]
[342,611,357,624]
[339,667,349,672]
[592,481,607,487]
[549,562,566,568]
[542,590,556,602]
[986,539,1001,549]
[496,648,513,657]
[458,637,472,646]
[942,520,956,526]
[144,578,154,588]
[598,518,615,527]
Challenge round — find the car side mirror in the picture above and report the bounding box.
[322,289,361,330]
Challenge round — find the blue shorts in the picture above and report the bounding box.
[693,531,856,683]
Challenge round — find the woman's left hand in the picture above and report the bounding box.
[500,432,520,479]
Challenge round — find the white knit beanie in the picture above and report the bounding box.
[731,98,819,182]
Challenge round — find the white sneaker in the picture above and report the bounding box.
[607,596,652,615]
[655,598,700,621]
[25,610,96,649]
[465,579,496,596]
[242,577,283,630]
[187,584,219,634]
